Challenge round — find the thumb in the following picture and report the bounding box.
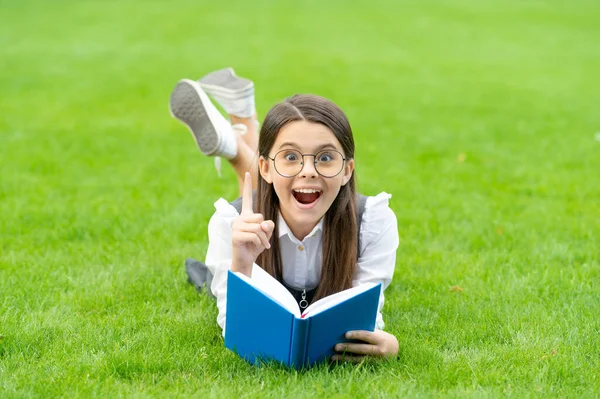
[261,220,275,235]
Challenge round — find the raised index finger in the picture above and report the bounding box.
[241,172,253,216]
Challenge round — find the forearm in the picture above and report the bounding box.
[231,260,252,277]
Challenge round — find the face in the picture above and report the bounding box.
[259,120,355,238]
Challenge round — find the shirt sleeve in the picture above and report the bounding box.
[353,192,399,330]
[204,198,265,334]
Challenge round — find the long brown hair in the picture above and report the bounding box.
[255,94,358,302]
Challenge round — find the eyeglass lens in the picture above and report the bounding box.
[274,149,344,177]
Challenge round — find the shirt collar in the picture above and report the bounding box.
[277,211,324,241]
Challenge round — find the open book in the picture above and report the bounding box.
[224,269,381,369]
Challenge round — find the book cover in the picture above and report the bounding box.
[224,270,381,368]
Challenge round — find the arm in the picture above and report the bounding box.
[334,193,399,361]
[206,205,272,332]
[205,199,239,332]
[206,173,274,333]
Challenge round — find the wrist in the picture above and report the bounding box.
[231,261,253,277]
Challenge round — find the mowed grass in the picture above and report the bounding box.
[1,0,600,397]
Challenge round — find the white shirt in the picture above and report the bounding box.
[205,192,399,333]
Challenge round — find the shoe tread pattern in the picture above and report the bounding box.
[170,82,219,155]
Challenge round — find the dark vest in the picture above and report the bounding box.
[230,192,368,312]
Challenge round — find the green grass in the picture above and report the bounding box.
[1,0,600,397]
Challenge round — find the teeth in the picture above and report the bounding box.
[294,189,321,194]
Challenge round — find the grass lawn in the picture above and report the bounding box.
[1,0,600,397]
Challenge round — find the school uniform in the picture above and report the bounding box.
[205,192,399,334]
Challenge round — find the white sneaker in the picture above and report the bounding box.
[169,79,237,159]
[199,68,255,118]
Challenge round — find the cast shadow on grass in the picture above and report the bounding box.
[224,349,401,376]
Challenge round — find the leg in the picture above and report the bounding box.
[230,113,259,154]
[170,68,260,194]
[198,68,258,153]
[198,68,260,193]
[229,126,259,195]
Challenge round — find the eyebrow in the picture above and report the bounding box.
[278,142,339,152]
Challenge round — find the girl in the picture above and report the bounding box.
[170,68,399,361]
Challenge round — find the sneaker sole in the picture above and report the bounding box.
[169,80,220,155]
[199,68,254,99]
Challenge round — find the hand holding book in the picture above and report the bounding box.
[332,329,399,362]
[225,268,384,368]
[231,172,274,276]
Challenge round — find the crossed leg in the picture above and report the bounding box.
[228,114,260,195]
[169,68,262,196]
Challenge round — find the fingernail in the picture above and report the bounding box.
[336,344,343,351]
[346,332,352,339]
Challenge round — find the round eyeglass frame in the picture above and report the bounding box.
[266,149,348,178]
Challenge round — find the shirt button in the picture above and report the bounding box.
[298,245,304,251]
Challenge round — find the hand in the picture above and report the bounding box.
[231,172,275,276]
[332,330,399,363]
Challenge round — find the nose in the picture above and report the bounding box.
[299,156,319,178]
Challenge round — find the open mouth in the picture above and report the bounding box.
[292,189,323,206]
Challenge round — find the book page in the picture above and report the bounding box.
[234,267,301,317]
[301,282,378,318]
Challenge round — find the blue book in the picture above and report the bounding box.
[224,269,381,369]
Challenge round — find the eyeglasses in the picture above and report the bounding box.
[267,149,347,178]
